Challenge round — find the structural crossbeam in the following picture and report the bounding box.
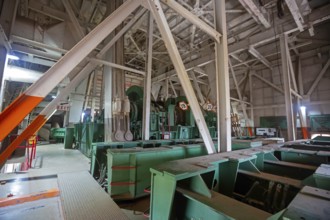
[0,0,140,142]
[147,0,216,154]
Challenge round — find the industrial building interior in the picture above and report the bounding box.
[0,0,329,219]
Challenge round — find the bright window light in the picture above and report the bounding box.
[7,54,19,60]
[300,106,306,114]
[311,133,330,139]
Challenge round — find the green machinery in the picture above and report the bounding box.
[90,138,267,199]
[106,143,209,200]
[50,128,66,142]
[88,137,329,218]
[126,85,217,140]
[74,122,104,157]
[277,137,330,165]
[74,86,217,156]
[89,137,282,200]
[149,141,330,219]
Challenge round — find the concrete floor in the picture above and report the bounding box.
[0,144,144,220]
[0,144,90,198]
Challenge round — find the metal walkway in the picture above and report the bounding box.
[58,171,128,220]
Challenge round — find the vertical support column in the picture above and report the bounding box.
[205,62,217,104]
[69,78,89,123]
[83,71,95,111]
[169,79,177,98]
[299,106,308,139]
[103,0,121,142]
[0,47,7,111]
[148,0,215,154]
[214,0,231,152]
[61,0,85,39]
[103,45,114,142]
[165,78,169,100]
[90,70,97,122]
[0,63,96,164]
[229,59,249,125]
[0,0,19,39]
[280,34,296,141]
[249,72,254,128]
[142,12,153,140]
[296,56,308,139]
[297,56,304,96]
[191,71,205,105]
[0,0,140,142]
[109,0,127,142]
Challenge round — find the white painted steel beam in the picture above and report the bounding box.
[250,100,330,110]
[42,64,96,119]
[41,3,144,139]
[0,47,7,111]
[147,0,216,154]
[285,0,304,32]
[297,57,304,96]
[11,44,62,61]
[61,0,85,39]
[41,2,143,119]
[251,73,303,100]
[248,46,272,69]
[249,72,254,126]
[0,0,141,142]
[229,59,249,124]
[142,12,153,140]
[307,58,330,96]
[291,89,302,100]
[11,35,66,54]
[0,25,11,51]
[25,0,140,97]
[191,71,205,105]
[230,97,251,106]
[287,48,298,92]
[90,70,98,122]
[214,0,231,152]
[96,8,147,59]
[238,0,271,28]
[280,34,296,141]
[89,58,145,75]
[169,79,178,97]
[0,0,18,42]
[161,0,221,43]
[11,8,147,66]
[165,78,169,100]
[83,71,95,111]
[251,73,283,94]
[154,7,328,83]
[230,4,330,54]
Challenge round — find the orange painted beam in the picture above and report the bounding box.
[0,188,60,207]
[302,127,309,139]
[0,115,47,164]
[0,94,43,142]
[247,127,253,137]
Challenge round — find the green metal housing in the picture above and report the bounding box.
[74,122,104,157]
[149,143,330,219]
[50,128,66,142]
[106,144,209,200]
